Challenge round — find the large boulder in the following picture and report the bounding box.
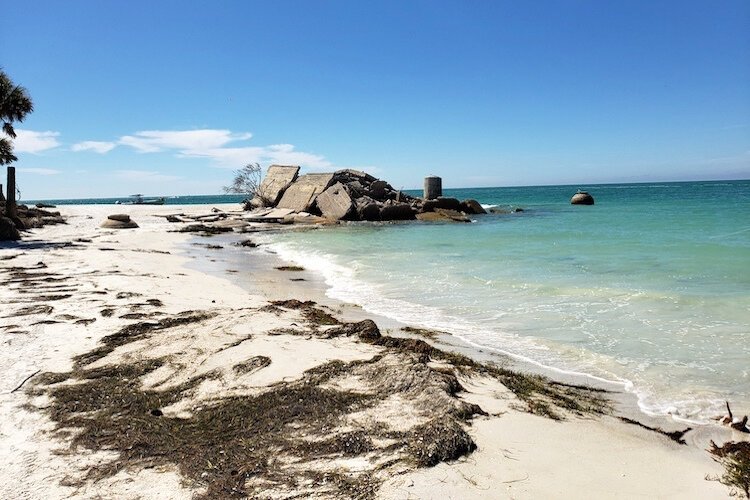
[380,201,416,221]
[101,214,138,229]
[316,182,354,221]
[367,180,389,200]
[571,191,595,205]
[252,165,300,207]
[421,197,462,213]
[277,173,335,212]
[460,199,486,214]
[0,216,20,241]
[355,197,382,221]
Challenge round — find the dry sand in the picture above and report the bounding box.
[0,203,736,498]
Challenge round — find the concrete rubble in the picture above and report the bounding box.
[244,166,488,224]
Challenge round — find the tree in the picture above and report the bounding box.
[223,162,270,207]
[0,70,34,165]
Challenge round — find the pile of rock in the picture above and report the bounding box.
[246,165,486,223]
[0,200,66,241]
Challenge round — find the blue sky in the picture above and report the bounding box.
[3,1,749,199]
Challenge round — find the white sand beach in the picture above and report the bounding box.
[0,204,738,499]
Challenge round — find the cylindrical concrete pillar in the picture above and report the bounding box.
[424,176,442,200]
[7,167,17,218]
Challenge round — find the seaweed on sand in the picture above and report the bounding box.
[326,319,611,419]
[269,299,340,326]
[31,308,610,498]
[35,355,381,498]
[407,417,477,466]
[710,441,750,498]
[72,311,216,367]
[275,265,305,271]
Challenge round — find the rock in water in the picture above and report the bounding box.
[380,202,416,221]
[101,214,139,229]
[460,199,486,214]
[571,191,595,205]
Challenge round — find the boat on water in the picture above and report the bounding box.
[115,194,166,205]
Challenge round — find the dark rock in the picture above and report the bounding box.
[422,197,462,213]
[107,214,132,222]
[166,215,182,223]
[0,216,20,241]
[236,239,258,248]
[380,202,416,221]
[355,197,382,221]
[460,199,486,214]
[35,203,56,208]
[177,224,233,234]
[571,191,595,205]
[368,180,389,200]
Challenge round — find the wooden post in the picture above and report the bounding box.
[7,167,17,219]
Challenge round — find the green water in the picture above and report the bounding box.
[264,180,750,422]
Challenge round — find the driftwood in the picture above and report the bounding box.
[11,369,40,393]
[718,401,750,433]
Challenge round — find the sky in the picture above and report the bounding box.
[2,0,749,199]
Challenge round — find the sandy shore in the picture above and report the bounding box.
[0,203,737,498]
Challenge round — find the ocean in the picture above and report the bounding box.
[259,180,750,423]
[28,180,750,422]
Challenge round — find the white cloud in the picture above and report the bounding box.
[12,130,61,153]
[112,128,331,169]
[118,129,252,153]
[179,143,331,169]
[17,167,61,175]
[116,170,182,182]
[71,141,116,153]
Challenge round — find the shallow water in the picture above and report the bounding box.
[261,180,750,422]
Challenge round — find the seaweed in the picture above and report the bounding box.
[406,417,477,466]
[710,441,750,498]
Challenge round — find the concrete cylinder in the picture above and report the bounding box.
[571,191,594,205]
[424,176,442,200]
[7,167,17,218]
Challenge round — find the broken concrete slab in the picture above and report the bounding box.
[244,207,296,223]
[316,182,354,220]
[253,165,300,207]
[277,173,335,212]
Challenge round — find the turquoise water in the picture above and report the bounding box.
[263,180,750,422]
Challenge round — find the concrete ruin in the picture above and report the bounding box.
[247,167,486,224]
[252,165,300,207]
[277,173,335,212]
